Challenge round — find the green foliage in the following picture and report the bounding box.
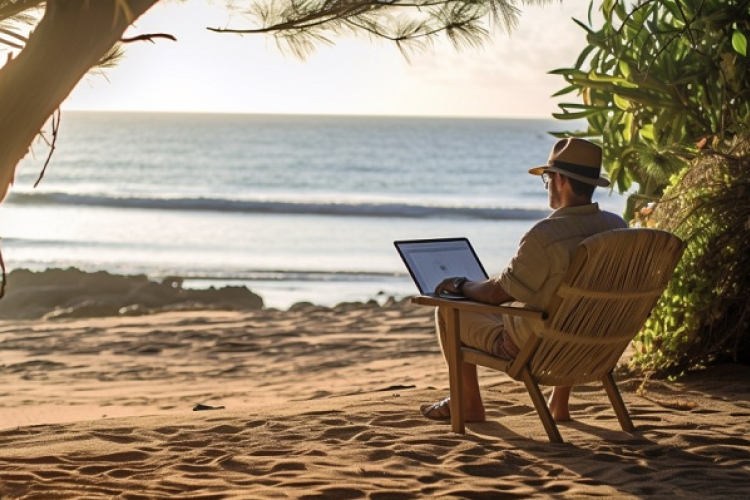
[553,0,750,374]
[634,148,750,372]
[552,0,750,211]
[733,29,748,56]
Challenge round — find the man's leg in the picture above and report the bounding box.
[421,309,504,422]
[458,359,486,422]
[548,386,572,422]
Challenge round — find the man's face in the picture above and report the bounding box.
[546,172,563,209]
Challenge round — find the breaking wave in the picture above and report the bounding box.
[7,192,549,221]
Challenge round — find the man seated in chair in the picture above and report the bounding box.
[421,137,627,423]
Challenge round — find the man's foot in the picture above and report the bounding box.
[548,390,572,422]
[420,397,486,422]
[420,397,451,420]
[549,407,571,422]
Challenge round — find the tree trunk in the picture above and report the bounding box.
[0,0,160,201]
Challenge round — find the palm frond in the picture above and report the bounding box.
[623,142,689,188]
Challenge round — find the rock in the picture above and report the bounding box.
[0,268,264,319]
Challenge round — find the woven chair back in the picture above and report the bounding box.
[529,228,684,386]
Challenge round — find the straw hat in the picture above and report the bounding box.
[528,138,610,187]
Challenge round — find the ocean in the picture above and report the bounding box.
[1,112,627,309]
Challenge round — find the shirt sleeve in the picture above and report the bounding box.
[496,231,550,304]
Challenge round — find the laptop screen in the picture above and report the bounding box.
[394,238,489,296]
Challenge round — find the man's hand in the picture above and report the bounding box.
[434,277,467,296]
[435,277,516,305]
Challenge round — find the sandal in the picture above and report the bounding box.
[420,397,451,420]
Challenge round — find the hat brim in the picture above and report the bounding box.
[528,165,610,188]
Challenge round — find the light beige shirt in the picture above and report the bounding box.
[495,203,627,348]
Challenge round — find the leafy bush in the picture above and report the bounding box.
[634,147,750,372]
[551,0,750,372]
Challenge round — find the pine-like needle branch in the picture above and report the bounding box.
[211,0,551,58]
[0,0,40,50]
[0,0,43,23]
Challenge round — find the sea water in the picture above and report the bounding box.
[0,112,627,308]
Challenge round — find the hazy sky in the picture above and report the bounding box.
[63,1,594,118]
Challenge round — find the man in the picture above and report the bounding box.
[421,137,627,423]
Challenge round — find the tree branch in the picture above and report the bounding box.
[33,107,60,188]
[208,0,501,36]
[209,2,378,34]
[121,32,177,43]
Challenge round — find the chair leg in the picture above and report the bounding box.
[602,372,634,432]
[444,307,465,434]
[519,369,563,443]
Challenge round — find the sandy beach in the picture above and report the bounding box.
[1,272,749,499]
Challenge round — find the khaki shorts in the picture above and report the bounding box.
[435,309,520,361]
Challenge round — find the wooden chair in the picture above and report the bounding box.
[412,228,684,442]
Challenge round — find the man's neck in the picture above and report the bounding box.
[558,196,592,209]
[550,197,591,210]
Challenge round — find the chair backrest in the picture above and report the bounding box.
[529,228,684,386]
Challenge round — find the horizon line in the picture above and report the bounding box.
[59,108,564,121]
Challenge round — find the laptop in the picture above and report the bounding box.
[394,238,489,298]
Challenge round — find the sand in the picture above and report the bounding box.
[1,283,749,499]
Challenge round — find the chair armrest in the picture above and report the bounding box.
[411,296,547,320]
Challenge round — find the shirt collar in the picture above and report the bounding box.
[548,202,600,219]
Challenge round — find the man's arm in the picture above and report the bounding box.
[434,277,515,305]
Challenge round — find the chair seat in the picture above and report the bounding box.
[461,347,512,373]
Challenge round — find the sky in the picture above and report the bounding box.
[61,0,595,119]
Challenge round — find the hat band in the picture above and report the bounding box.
[551,160,600,179]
